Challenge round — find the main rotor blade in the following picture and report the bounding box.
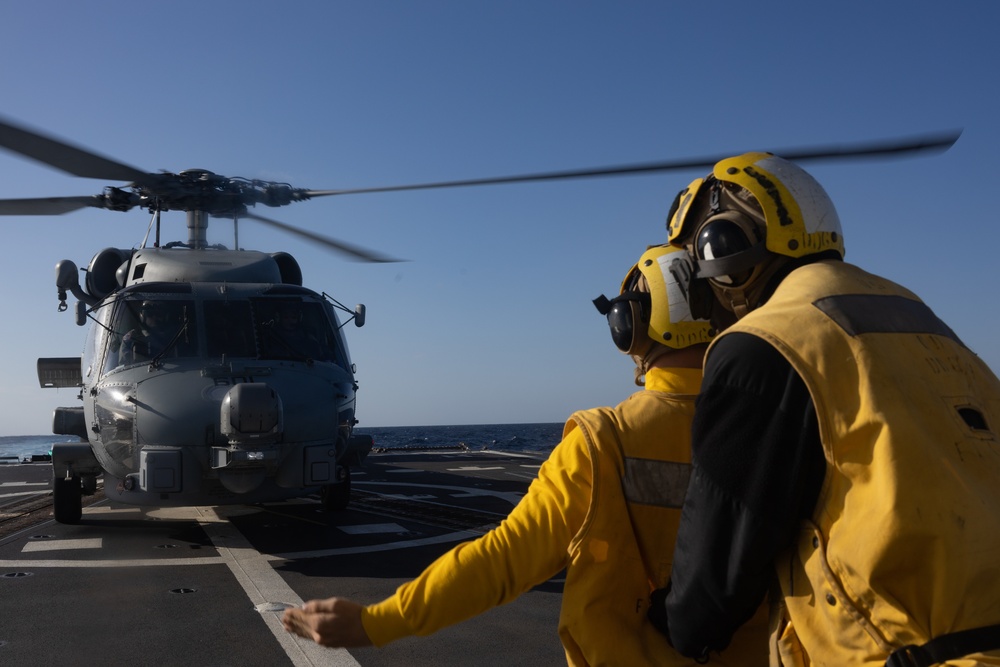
[304,130,962,197]
[0,116,149,183]
[0,195,104,216]
[242,212,404,263]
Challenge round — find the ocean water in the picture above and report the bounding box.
[0,423,563,464]
[0,435,64,463]
[360,423,563,454]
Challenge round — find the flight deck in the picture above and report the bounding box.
[0,448,565,666]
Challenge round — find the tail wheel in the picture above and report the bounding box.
[53,475,83,524]
[321,467,351,512]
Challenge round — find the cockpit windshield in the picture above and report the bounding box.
[252,299,341,363]
[99,292,344,377]
[104,297,197,372]
[204,301,257,359]
[204,298,341,362]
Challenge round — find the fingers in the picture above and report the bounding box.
[281,607,317,641]
[303,598,338,613]
[281,597,373,648]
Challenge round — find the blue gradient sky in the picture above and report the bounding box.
[1,2,997,435]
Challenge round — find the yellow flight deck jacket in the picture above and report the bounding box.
[362,367,768,666]
[721,261,1000,666]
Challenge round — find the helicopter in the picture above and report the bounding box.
[0,116,960,524]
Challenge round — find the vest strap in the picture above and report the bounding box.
[886,624,1000,667]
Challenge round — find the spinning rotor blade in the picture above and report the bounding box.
[243,212,403,263]
[0,195,104,216]
[0,115,960,267]
[303,130,962,197]
[0,116,148,183]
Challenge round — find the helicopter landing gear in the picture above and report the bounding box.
[53,475,83,524]
[80,474,98,496]
[50,442,101,524]
[321,467,351,512]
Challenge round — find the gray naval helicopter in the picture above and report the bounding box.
[0,117,960,524]
[0,118,399,523]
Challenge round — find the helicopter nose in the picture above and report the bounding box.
[220,382,284,444]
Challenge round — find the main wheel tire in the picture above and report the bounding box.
[321,468,351,512]
[81,474,98,496]
[53,475,83,524]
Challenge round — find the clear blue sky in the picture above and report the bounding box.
[1,2,997,436]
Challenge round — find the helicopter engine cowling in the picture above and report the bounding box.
[86,248,132,299]
[271,252,302,286]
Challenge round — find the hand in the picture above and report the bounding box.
[282,597,373,648]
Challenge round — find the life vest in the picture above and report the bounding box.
[718,261,1000,666]
[562,369,768,666]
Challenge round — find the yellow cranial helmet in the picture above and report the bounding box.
[666,153,844,317]
[594,244,714,357]
[668,152,843,258]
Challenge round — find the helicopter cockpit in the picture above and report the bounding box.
[86,286,349,379]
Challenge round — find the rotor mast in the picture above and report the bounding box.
[186,210,209,249]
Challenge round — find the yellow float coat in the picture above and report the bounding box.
[362,367,767,665]
[719,261,1000,666]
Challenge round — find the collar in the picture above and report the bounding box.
[644,366,702,395]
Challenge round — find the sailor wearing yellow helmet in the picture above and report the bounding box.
[648,152,1000,666]
[284,244,768,665]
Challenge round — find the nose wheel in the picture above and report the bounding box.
[320,467,351,511]
[53,475,83,524]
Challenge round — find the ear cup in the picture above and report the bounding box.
[607,298,642,353]
[694,212,760,286]
[608,292,649,354]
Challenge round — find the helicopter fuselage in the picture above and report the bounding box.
[42,246,369,518]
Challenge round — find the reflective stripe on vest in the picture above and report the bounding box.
[813,293,962,342]
[622,457,691,508]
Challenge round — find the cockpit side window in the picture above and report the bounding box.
[86,302,116,379]
[101,300,133,375]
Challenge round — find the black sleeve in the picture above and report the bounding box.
[659,332,826,659]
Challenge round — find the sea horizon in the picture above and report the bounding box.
[0,422,563,461]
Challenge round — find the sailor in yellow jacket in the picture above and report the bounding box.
[283,244,769,666]
[652,152,1000,666]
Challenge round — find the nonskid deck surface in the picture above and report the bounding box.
[0,449,566,666]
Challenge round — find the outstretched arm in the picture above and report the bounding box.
[284,430,592,648]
